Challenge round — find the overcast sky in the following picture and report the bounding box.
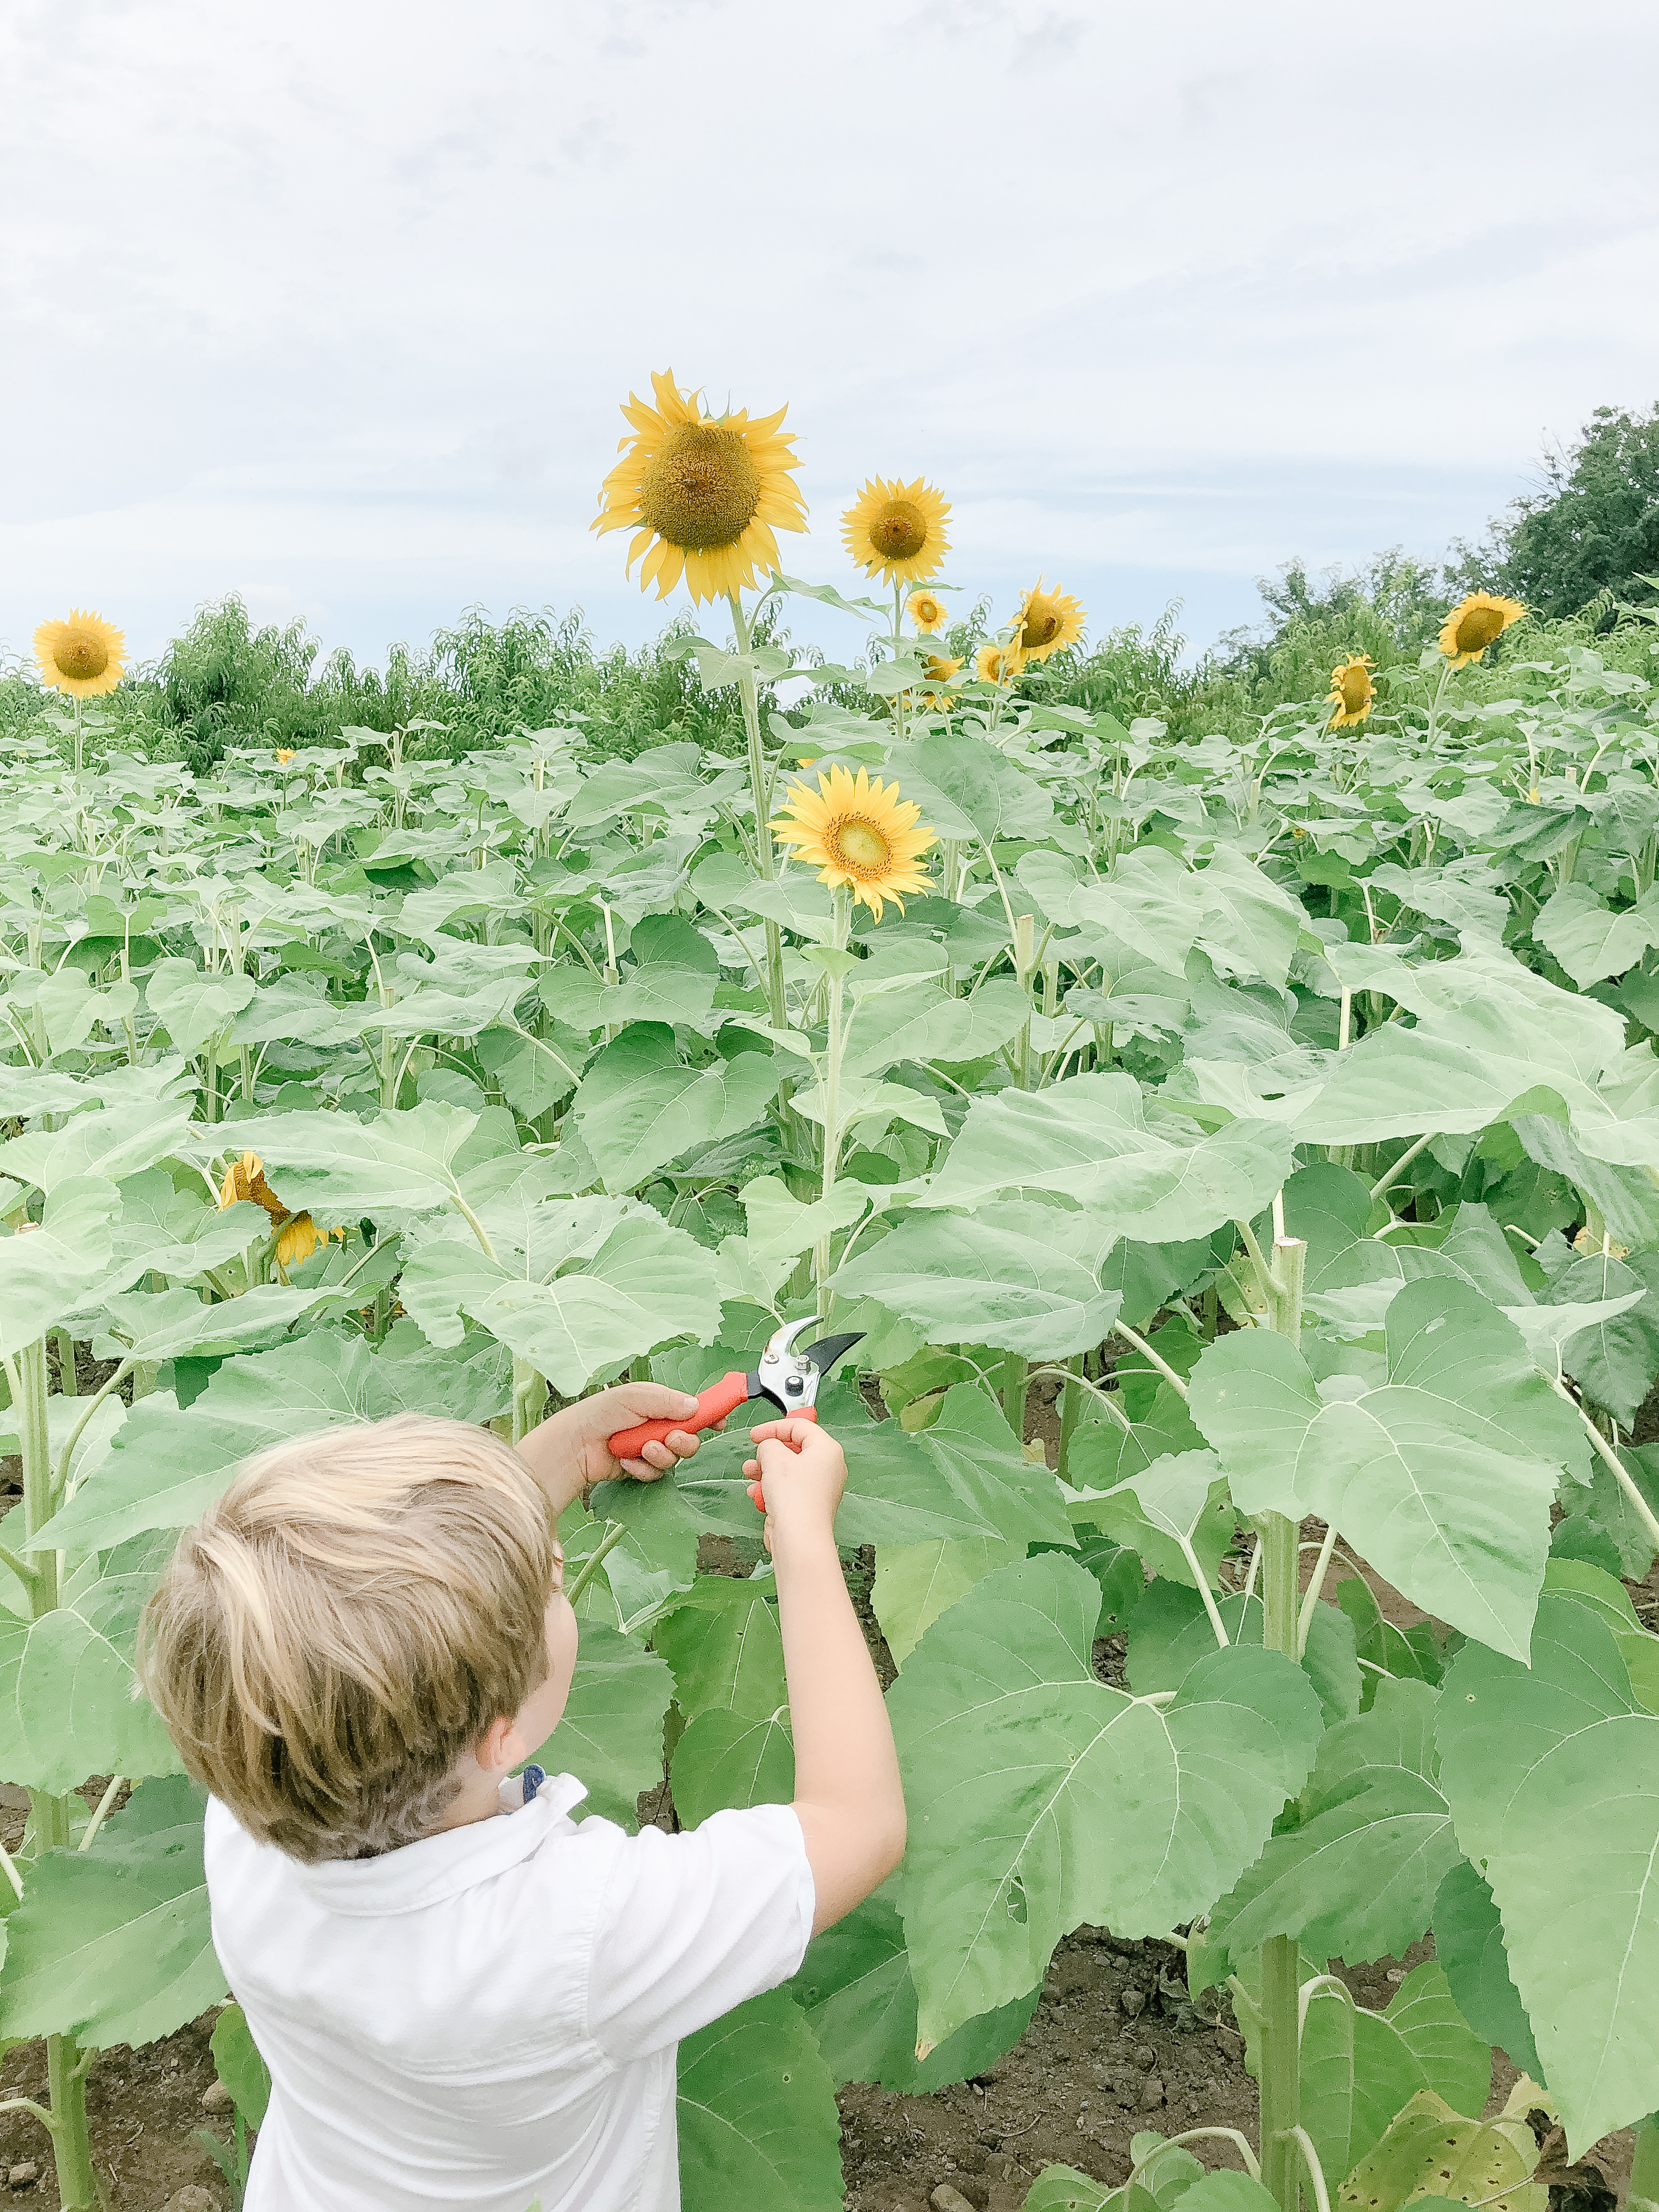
[4,0,1657,677]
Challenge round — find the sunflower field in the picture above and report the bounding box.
[5,374,1659,2212]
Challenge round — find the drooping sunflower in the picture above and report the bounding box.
[33,609,126,698]
[1013,578,1085,663]
[907,589,948,634]
[771,764,937,922]
[842,476,951,585]
[975,640,1025,686]
[1438,591,1526,668]
[219,1150,339,1273]
[1327,655,1376,727]
[593,369,807,603]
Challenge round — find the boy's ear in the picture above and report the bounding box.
[475,1714,526,1776]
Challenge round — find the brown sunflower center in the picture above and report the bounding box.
[1454,605,1505,654]
[869,500,928,560]
[831,819,892,874]
[1021,602,1062,650]
[1340,668,1371,711]
[637,421,761,551]
[54,631,109,680]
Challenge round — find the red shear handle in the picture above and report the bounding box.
[607,1370,754,1464]
[747,1407,819,1514]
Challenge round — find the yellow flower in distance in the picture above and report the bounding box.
[33,609,126,698]
[1327,655,1376,727]
[275,747,297,764]
[1438,591,1525,668]
[919,652,964,711]
[772,764,937,922]
[593,369,806,604]
[1013,578,1085,663]
[975,640,1025,686]
[842,477,950,585]
[907,589,948,634]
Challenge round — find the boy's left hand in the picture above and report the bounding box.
[564,1383,723,1486]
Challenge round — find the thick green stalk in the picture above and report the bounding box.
[726,593,787,1031]
[814,888,851,1324]
[14,1339,98,2208]
[1056,1354,1083,1485]
[1257,1228,1307,2212]
[1000,1351,1028,1441]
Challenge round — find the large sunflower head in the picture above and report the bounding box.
[842,476,951,585]
[1327,654,1376,728]
[975,640,1025,686]
[1013,578,1086,663]
[907,589,948,635]
[593,369,806,603]
[33,609,126,698]
[771,764,938,922]
[1438,591,1525,668]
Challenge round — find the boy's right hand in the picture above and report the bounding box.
[743,1419,847,1551]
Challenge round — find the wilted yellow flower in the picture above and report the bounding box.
[842,477,951,585]
[772,764,937,921]
[907,590,948,634]
[1013,578,1085,663]
[592,369,806,603]
[33,610,126,698]
[975,641,1025,686]
[219,1150,340,1272]
[1327,655,1376,727]
[1438,592,1525,668]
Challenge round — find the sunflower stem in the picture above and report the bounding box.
[815,885,852,1324]
[726,592,788,1031]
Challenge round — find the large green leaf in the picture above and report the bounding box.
[1335,2089,1543,2212]
[32,1328,506,1553]
[841,977,1031,1079]
[832,1201,1125,1358]
[1125,1584,1359,1728]
[671,1707,794,1827]
[738,1175,868,1262]
[889,1551,1323,2043]
[791,1890,1037,2093]
[1436,1566,1659,2153]
[144,958,257,1055]
[1533,882,1659,988]
[872,1536,1010,1666]
[221,1099,483,1218]
[1431,1862,1542,2080]
[1202,1680,1459,1977]
[531,1622,671,1831]
[924,1074,1295,1241]
[0,1775,222,2050]
[400,1188,723,1391]
[1066,1449,1235,1592]
[573,1026,783,1191]
[1299,1963,1491,2193]
[677,1987,843,2212]
[0,1102,193,1195]
[655,1577,786,1723]
[0,1570,184,1792]
[0,1176,122,1356]
[1188,1279,1583,1656]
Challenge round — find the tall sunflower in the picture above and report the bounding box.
[1327,654,1376,727]
[593,369,806,603]
[1013,578,1085,663]
[842,477,950,585]
[1439,591,1525,668]
[975,640,1025,686]
[772,765,937,921]
[33,609,126,698]
[907,589,948,634]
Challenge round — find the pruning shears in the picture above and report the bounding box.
[606,1317,865,1469]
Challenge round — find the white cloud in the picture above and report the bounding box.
[3,0,1655,667]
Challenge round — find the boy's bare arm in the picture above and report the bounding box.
[746,1419,906,1933]
[517,1384,709,1517]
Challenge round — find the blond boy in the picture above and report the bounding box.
[141,1383,906,2212]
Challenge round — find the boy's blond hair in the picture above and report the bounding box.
[139,1413,557,1863]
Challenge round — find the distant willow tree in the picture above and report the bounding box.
[1461,403,1659,619]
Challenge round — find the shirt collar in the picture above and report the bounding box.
[289,1772,589,1916]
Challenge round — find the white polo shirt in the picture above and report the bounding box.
[204,1778,816,2212]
